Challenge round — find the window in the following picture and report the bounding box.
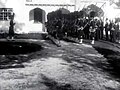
[0,8,13,21]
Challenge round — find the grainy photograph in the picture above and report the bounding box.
[0,0,120,90]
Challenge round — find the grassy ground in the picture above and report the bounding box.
[0,35,120,90]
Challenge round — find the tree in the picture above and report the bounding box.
[82,4,104,18]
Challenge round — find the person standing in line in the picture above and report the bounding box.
[109,20,113,42]
[95,19,100,41]
[8,13,15,40]
[104,18,109,41]
[115,22,120,43]
[99,19,104,40]
[114,21,119,43]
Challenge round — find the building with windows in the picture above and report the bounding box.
[0,0,119,33]
[0,0,75,33]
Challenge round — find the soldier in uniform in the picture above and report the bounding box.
[84,18,90,39]
[55,19,62,43]
[89,19,96,44]
[77,18,84,43]
[78,26,84,43]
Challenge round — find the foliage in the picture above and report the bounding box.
[82,4,104,18]
[47,4,104,21]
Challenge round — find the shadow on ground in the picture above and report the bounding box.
[41,74,78,90]
[93,46,120,80]
[0,40,43,69]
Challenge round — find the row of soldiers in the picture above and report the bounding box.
[46,17,120,44]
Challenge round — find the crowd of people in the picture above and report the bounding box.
[46,16,120,44]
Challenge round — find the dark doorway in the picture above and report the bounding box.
[29,8,46,24]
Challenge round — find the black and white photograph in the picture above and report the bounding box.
[1,0,120,90]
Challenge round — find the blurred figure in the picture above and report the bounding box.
[114,21,119,43]
[8,13,15,40]
[83,18,90,39]
[78,26,84,43]
[99,19,104,40]
[104,18,109,41]
[95,19,100,41]
[89,26,96,44]
[77,18,84,43]
[116,22,120,43]
[109,20,115,42]
[55,19,62,44]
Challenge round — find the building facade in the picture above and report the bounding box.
[0,0,119,33]
[0,0,75,33]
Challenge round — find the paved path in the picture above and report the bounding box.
[0,39,120,90]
